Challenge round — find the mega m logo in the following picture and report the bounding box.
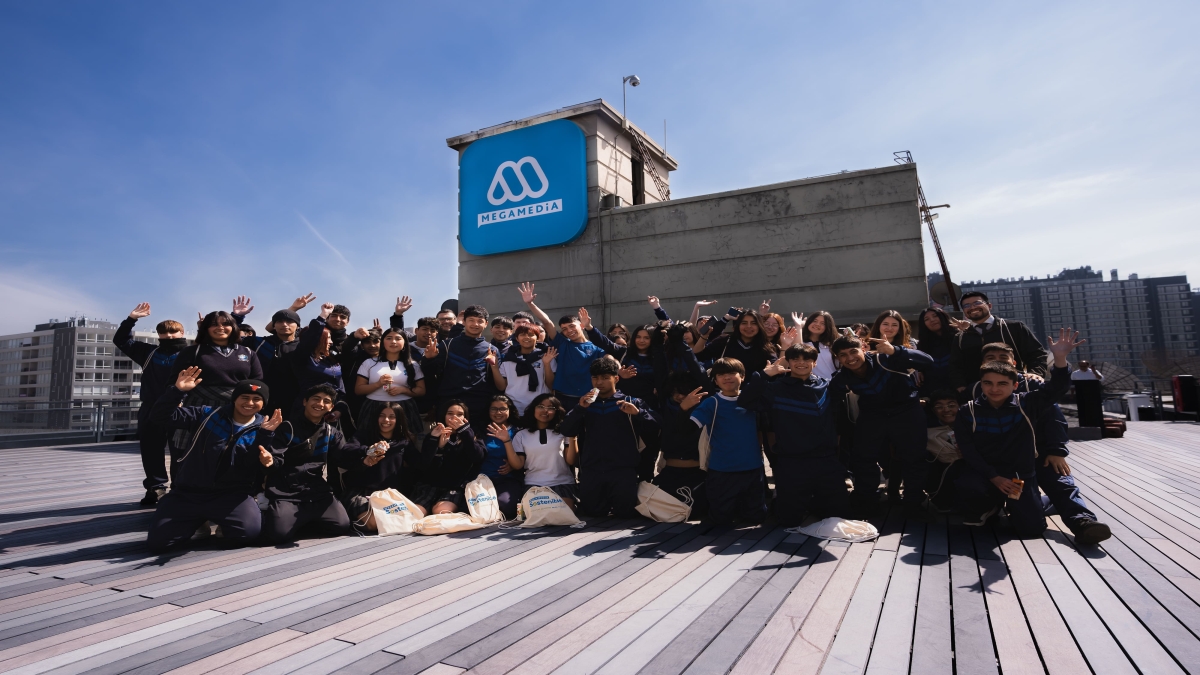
[459,119,588,256]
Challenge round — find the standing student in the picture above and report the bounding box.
[518,282,609,410]
[326,304,353,353]
[869,310,914,348]
[338,324,381,418]
[288,303,358,438]
[422,305,499,435]
[482,395,524,519]
[411,401,486,514]
[146,369,281,551]
[559,357,659,518]
[693,309,778,375]
[657,322,708,389]
[114,303,189,507]
[798,310,839,380]
[409,316,442,420]
[950,291,1048,391]
[355,327,425,440]
[690,358,767,524]
[830,335,934,517]
[740,345,849,525]
[490,317,515,358]
[505,394,579,509]
[606,324,630,347]
[762,313,786,352]
[655,374,708,518]
[261,384,353,543]
[171,311,263,407]
[233,294,315,415]
[954,329,1082,538]
[435,308,459,341]
[341,402,419,530]
[978,343,1111,545]
[490,325,557,416]
[915,307,959,395]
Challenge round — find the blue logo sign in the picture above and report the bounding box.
[459,119,588,256]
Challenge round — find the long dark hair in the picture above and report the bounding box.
[359,401,415,445]
[802,311,838,347]
[518,393,564,431]
[626,325,654,359]
[869,310,913,347]
[196,311,241,346]
[377,328,413,365]
[490,394,521,429]
[733,310,775,355]
[917,307,955,346]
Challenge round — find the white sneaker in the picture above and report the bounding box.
[963,506,999,527]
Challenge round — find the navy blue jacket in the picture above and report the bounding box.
[739,372,838,457]
[971,373,1070,458]
[264,415,359,501]
[659,399,701,461]
[830,346,933,415]
[586,328,657,404]
[956,366,1071,479]
[113,317,187,419]
[417,425,486,489]
[559,394,659,471]
[150,387,271,494]
[170,343,263,389]
[424,333,497,400]
[340,436,410,497]
[289,317,345,396]
[916,335,954,395]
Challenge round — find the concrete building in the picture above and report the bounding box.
[449,100,930,329]
[953,267,1197,384]
[0,317,159,431]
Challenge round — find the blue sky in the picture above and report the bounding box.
[2,2,1197,334]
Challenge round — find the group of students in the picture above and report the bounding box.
[116,284,1111,552]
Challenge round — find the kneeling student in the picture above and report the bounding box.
[261,384,354,543]
[504,394,580,510]
[559,357,659,518]
[147,368,281,552]
[953,328,1082,538]
[924,391,964,513]
[341,401,419,530]
[654,373,709,519]
[691,358,767,525]
[740,345,848,526]
[978,343,1111,545]
[411,401,486,514]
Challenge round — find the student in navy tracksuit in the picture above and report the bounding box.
[147,371,281,551]
[260,384,353,543]
[559,357,660,518]
[114,303,190,507]
[830,335,934,516]
[422,305,499,436]
[490,316,514,359]
[740,344,849,525]
[231,293,315,414]
[588,324,661,481]
[915,307,958,397]
[693,309,778,376]
[287,304,359,437]
[977,343,1112,546]
[518,282,609,410]
[953,329,1083,538]
[653,373,709,519]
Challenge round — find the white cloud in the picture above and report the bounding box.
[0,268,111,335]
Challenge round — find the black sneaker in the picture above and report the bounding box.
[138,489,161,508]
[1072,519,1112,547]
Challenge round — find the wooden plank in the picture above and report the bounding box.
[771,541,874,675]
[0,605,192,672]
[947,524,998,675]
[728,540,840,675]
[971,529,1042,675]
[158,629,305,675]
[908,554,951,675]
[864,522,924,675]
[817,547,897,675]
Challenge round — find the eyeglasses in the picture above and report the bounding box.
[961,301,988,309]
[535,405,557,411]
[489,407,509,413]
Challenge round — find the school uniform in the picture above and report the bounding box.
[338,435,412,520]
[491,338,513,359]
[170,342,264,403]
[499,349,556,416]
[411,425,486,512]
[481,432,523,519]
[512,427,578,502]
[807,341,839,381]
[288,317,357,436]
[356,357,425,439]
[830,346,934,510]
[950,316,1048,389]
[113,317,187,495]
[695,335,775,375]
[261,416,353,543]
[549,333,609,410]
[423,333,498,435]
[559,394,659,518]
[652,399,708,518]
[691,393,767,524]
[739,372,848,525]
[954,366,1071,538]
[146,387,272,551]
[241,335,301,414]
[915,335,954,396]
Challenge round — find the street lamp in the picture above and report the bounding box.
[622,75,640,128]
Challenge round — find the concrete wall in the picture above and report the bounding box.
[458,163,929,330]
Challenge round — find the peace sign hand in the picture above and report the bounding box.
[680,386,708,411]
[290,293,316,311]
[759,299,772,315]
[373,318,382,331]
[764,360,791,377]
[424,340,439,359]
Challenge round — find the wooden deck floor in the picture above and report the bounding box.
[1,422,1199,674]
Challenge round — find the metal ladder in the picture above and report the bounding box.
[630,131,670,201]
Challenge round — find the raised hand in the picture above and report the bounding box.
[759,299,772,315]
[695,299,718,308]
[354,327,370,339]
[319,303,334,319]
[764,360,790,377]
[431,423,448,439]
[232,295,254,316]
[487,423,511,442]
[395,296,413,315]
[373,318,382,331]
[617,399,640,415]
[485,350,498,367]
[129,302,152,319]
[258,445,274,468]
[290,293,316,311]
[1047,327,1085,366]
[578,307,592,331]
[867,337,895,355]
[791,312,807,330]
[260,408,283,432]
[647,296,661,310]
[680,386,708,411]
[175,366,203,392]
[518,282,537,305]
[619,365,637,379]
[950,317,973,332]
[780,326,800,350]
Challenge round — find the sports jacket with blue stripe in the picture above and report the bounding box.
[738,372,837,457]
[829,346,933,415]
[150,387,272,494]
[263,415,359,502]
[955,366,1070,479]
[424,333,496,400]
[559,394,659,471]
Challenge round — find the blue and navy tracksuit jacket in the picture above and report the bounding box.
[586,327,657,404]
[955,366,1071,480]
[113,317,187,421]
[424,333,497,401]
[830,346,934,416]
[559,394,660,471]
[738,372,838,458]
[150,387,272,494]
[263,415,358,502]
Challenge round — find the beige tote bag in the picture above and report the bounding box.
[465,474,502,524]
[635,481,692,522]
[368,488,422,536]
[412,512,488,536]
[519,486,582,528]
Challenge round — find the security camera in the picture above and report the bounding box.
[624,75,641,86]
